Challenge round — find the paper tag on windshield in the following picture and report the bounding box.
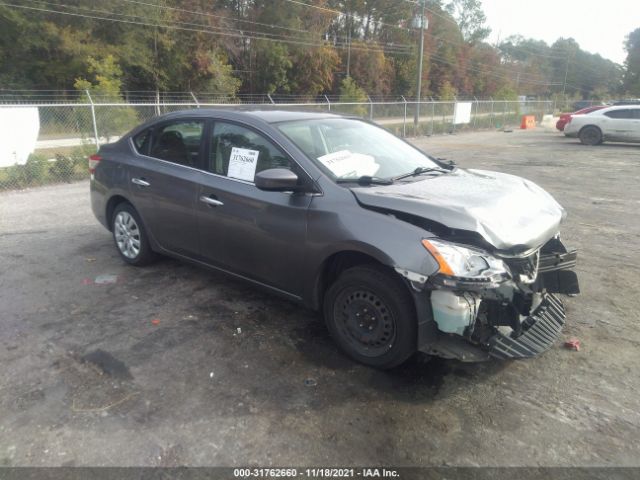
[227,147,259,181]
[318,150,379,178]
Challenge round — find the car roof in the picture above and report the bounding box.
[123,108,357,140]
[151,108,345,124]
[593,105,640,113]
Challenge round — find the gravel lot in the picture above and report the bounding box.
[1,129,639,467]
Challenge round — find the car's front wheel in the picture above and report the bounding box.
[323,265,417,369]
[111,202,156,266]
[579,126,603,145]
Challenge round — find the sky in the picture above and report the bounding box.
[480,0,640,64]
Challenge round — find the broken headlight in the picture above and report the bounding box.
[422,239,510,289]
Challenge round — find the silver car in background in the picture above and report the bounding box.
[564,105,640,145]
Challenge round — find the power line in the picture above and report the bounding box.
[282,0,411,33]
[22,0,314,44]
[427,52,564,87]
[118,0,315,36]
[114,0,415,52]
[0,2,414,55]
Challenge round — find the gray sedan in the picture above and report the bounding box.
[90,109,579,369]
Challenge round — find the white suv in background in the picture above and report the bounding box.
[564,105,640,145]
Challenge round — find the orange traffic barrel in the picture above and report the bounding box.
[520,115,536,129]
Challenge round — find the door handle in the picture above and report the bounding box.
[200,195,224,207]
[131,178,150,187]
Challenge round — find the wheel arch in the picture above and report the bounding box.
[105,194,132,231]
[309,248,406,311]
[578,124,603,138]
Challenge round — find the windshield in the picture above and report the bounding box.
[276,118,439,181]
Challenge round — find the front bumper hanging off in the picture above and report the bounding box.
[488,293,566,359]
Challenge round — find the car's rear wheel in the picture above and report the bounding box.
[323,265,417,369]
[111,203,156,266]
[579,126,602,145]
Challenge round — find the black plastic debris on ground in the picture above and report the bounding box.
[81,349,133,380]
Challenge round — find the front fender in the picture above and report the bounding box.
[303,196,440,307]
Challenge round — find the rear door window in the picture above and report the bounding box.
[149,120,205,168]
[604,109,633,119]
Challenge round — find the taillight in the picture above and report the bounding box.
[89,154,102,173]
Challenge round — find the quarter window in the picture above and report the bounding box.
[133,129,152,155]
[149,120,204,167]
[208,122,291,182]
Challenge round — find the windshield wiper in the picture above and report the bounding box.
[394,166,451,181]
[336,175,394,186]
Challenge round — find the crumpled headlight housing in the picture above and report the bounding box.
[422,238,510,289]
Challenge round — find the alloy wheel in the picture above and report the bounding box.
[114,211,141,259]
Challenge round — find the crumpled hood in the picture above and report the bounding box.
[351,168,565,251]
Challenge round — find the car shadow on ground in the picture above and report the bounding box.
[118,254,510,407]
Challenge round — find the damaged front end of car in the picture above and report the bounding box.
[397,235,580,361]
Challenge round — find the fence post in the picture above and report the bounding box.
[368,95,373,120]
[155,90,161,116]
[502,100,507,129]
[473,96,478,129]
[401,96,407,137]
[85,89,100,148]
[430,97,435,136]
[190,91,200,108]
[489,97,494,128]
[324,94,331,112]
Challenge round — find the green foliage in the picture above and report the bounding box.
[254,42,293,94]
[0,2,629,103]
[74,55,138,139]
[204,51,242,98]
[445,0,491,43]
[493,85,518,100]
[2,154,49,189]
[290,46,341,98]
[347,43,394,96]
[339,77,368,116]
[0,145,93,189]
[438,81,458,100]
[624,28,640,95]
[49,154,74,182]
[74,55,123,99]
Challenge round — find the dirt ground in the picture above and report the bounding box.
[1,129,639,467]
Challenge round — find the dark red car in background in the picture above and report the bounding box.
[556,105,606,131]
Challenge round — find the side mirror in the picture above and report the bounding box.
[255,168,300,192]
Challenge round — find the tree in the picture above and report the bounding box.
[445,0,491,43]
[290,46,341,98]
[623,28,640,95]
[74,55,138,140]
[348,42,394,96]
[339,77,368,116]
[253,42,293,94]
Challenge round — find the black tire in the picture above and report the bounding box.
[579,126,602,146]
[111,202,156,266]
[323,265,417,369]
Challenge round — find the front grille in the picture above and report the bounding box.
[488,293,565,359]
[503,250,540,283]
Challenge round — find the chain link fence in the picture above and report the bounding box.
[0,98,555,191]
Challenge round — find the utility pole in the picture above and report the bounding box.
[562,53,570,96]
[414,0,426,127]
[346,12,351,77]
